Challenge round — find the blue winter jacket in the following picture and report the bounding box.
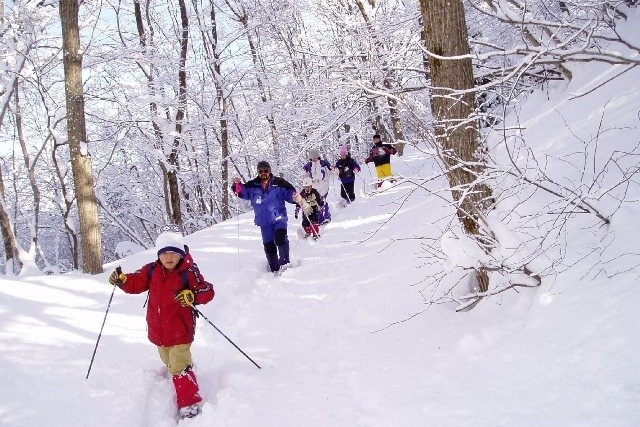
[233,175,297,227]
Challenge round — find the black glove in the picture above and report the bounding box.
[295,212,299,219]
[109,270,126,287]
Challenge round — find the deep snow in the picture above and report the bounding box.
[2,37,640,427]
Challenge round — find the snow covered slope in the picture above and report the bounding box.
[2,57,640,426]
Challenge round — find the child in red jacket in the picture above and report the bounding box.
[109,225,214,420]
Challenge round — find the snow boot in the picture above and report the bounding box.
[172,367,202,417]
[277,241,290,267]
[263,242,280,272]
[303,226,313,238]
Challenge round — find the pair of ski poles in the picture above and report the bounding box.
[86,267,261,379]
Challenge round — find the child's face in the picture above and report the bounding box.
[159,251,182,271]
[304,185,312,191]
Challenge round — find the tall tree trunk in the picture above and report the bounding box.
[209,3,231,220]
[15,81,41,253]
[166,0,190,227]
[353,0,406,155]
[132,0,174,224]
[59,0,104,274]
[0,167,21,273]
[384,77,407,156]
[420,0,494,291]
[52,136,79,270]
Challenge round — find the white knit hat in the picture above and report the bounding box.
[308,148,320,160]
[155,225,185,257]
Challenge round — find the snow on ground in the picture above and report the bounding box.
[2,49,640,426]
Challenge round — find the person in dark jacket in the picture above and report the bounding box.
[334,145,361,205]
[294,177,324,239]
[232,160,310,272]
[364,134,397,179]
[108,225,215,420]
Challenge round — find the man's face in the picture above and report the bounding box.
[258,168,271,180]
[374,137,381,145]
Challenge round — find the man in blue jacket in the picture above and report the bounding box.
[232,160,310,272]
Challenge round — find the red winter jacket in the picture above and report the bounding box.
[119,253,214,347]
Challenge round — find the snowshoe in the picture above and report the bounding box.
[179,404,201,420]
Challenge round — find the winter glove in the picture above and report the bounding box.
[232,180,243,196]
[109,269,126,287]
[295,212,299,219]
[175,289,195,307]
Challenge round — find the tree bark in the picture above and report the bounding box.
[0,167,21,273]
[59,0,104,274]
[209,3,231,220]
[421,0,494,291]
[15,81,41,254]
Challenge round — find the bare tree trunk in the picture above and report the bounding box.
[384,77,407,156]
[353,0,406,155]
[209,3,231,220]
[0,167,21,273]
[51,133,79,270]
[59,0,104,274]
[14,81,41,253]
[132,0,171,223]
[421,0,494,291]
[165,0,190,227]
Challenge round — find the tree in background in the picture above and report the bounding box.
[59,0,103,273]
[0,0,637,277]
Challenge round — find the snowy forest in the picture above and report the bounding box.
[1,0,639,295]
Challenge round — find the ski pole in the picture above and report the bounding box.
[86,266,121,379]
[302,210,320,239]
[192,306,261,369]
[337,177,354,204]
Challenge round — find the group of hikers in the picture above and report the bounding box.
[232,133,398,271]
[107,133,397,421]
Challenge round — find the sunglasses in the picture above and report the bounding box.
[258,169,271,174]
